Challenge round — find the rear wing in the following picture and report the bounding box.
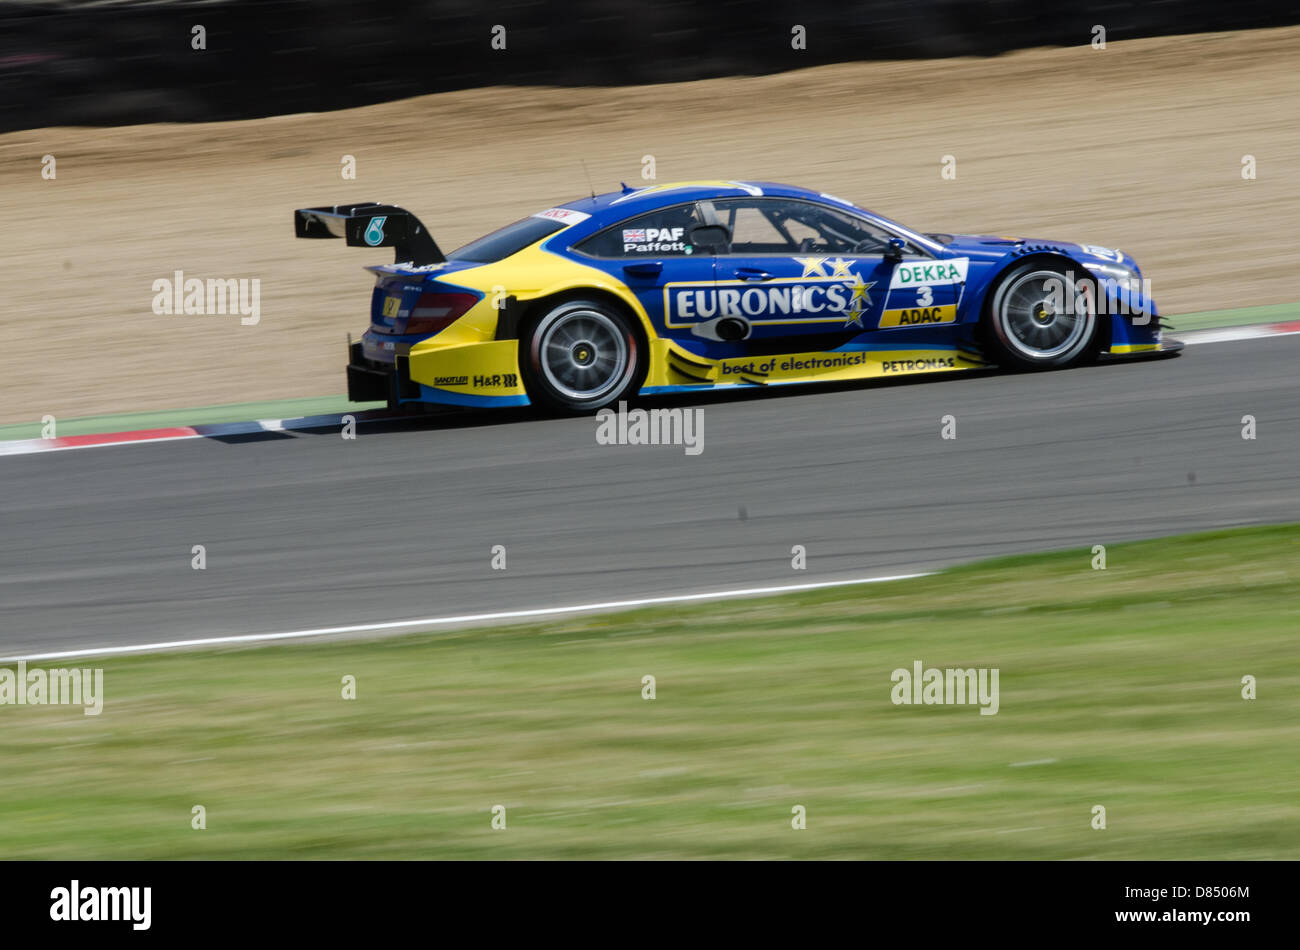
[293,202,445,266]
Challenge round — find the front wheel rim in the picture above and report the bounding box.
[994,269,1094,361]
[537,309,630,402]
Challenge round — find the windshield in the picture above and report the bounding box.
[449,216,567,264]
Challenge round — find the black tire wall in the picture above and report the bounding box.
[3,0,1297,133]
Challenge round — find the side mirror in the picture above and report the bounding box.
[884,237,906,262]
[689,223,730,252]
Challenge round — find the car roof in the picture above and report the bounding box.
[539,180,946,258]
[554,180,873,224]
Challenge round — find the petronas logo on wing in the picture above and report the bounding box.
[364,216,387,246]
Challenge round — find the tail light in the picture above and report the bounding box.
[404,291,478,335]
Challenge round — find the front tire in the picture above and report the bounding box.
[522,299,644,413]
[983,260,1100,370]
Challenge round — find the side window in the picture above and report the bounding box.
[712,197,910,256]
[727,206,787,252]
[574,203,705,258]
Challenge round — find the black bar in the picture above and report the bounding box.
[0,861,1282,937]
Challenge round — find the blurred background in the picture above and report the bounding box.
[3,0,1299,132]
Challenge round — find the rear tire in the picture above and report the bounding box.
[982,260,1100,370]
[521,298,645,413]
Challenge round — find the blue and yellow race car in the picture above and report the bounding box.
[294,180,1179,413]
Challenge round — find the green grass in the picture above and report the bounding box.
[1166,301,1300,331]
[3,525,1298,859]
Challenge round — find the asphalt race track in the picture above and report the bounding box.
[2,335,1297,658]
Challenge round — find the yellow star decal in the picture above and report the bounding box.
[848,277,873,306]
[793,256,829,278]
[843,279,875,327]
[828,258,855,279]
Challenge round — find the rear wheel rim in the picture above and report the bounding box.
[537,309,629,402]
[995,269,1094,361]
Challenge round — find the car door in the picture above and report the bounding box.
[705,196,886,350]
[571,201,716,348]
[706,196,951,349]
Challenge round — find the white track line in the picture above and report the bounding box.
[0,433,201,456]
[1171,325,1300,346]
[2,571,932,663]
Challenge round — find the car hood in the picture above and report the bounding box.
[935,233,1140,272]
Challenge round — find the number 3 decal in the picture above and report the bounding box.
[916,285,933,307]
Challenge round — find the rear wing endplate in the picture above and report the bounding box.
[293,203,445,265]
